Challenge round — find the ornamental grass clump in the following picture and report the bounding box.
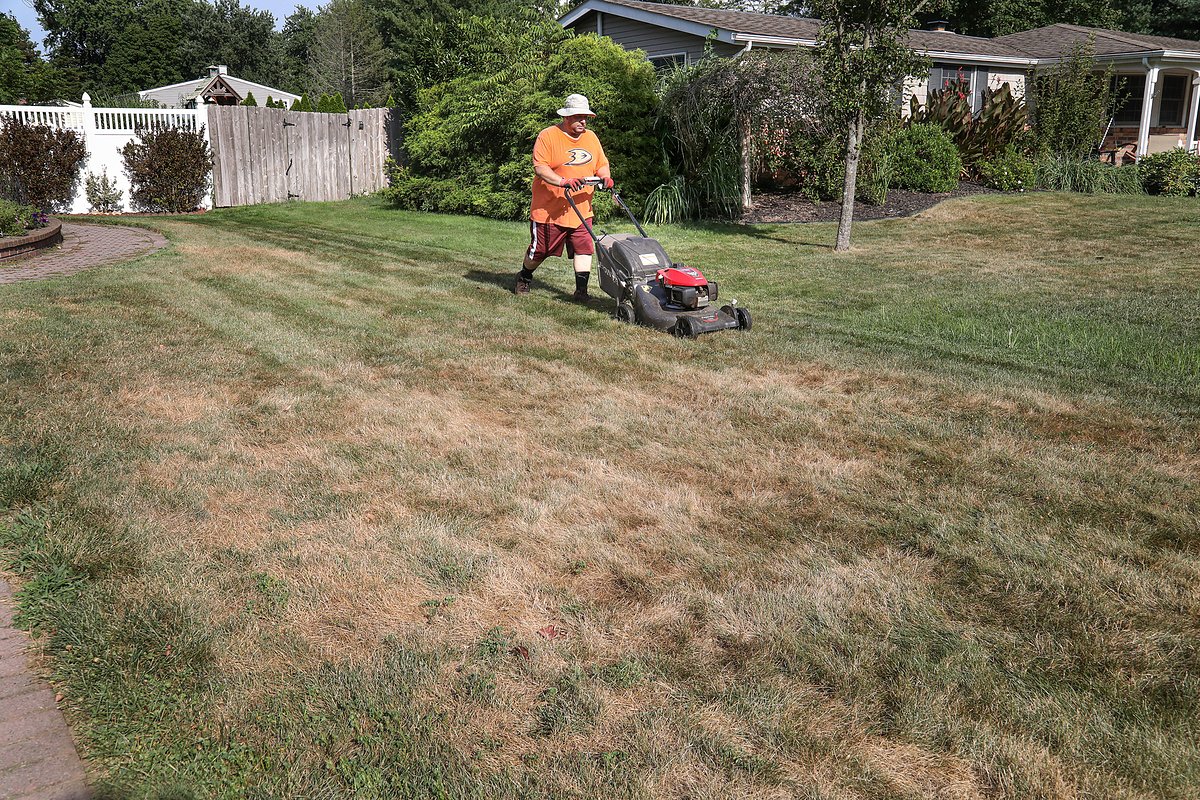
[120,126,213,213]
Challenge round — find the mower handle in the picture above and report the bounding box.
[562,177,650,245]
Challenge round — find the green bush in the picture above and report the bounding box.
[241,91,258,107]
[0,198,41,236]
[1028,42,1115,159]
[120,126,213,213]
[1137,149,1200,196]
[889,123,961,193]
[0,119,88,212]
[977,146,1035,192]
[85,168,124,213]
[384,29,664,221]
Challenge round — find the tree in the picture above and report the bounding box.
[241,90,257,106]
[308,0,387,108]
[0,13,78,103]
[811,0,929,251]
[279,6,318,93]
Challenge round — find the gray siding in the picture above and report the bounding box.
[570,14,742,64]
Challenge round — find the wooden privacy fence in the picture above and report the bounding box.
[207,106,402,207]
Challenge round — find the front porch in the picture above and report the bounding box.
[1100,63,1200,163]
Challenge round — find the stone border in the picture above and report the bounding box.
[0,219,63,261]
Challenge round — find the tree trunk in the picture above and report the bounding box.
[835,109,864,252]
[739,116,753,211]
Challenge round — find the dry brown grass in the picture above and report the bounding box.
[2,194,1196,798]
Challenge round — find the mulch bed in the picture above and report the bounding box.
[737,182,997,224]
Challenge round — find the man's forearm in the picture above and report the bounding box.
[535,164,566,187]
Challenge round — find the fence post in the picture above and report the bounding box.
[78,93,97,214]
[195,103,213,210]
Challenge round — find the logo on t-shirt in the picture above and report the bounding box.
[565,148,593,166]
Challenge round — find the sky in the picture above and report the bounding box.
[1,0,306,54]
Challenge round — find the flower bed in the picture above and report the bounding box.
[0,217,62,260]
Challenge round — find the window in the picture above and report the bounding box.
[1159,74,1188,126]
[929,65,982,111]
[648,53,687,72]
[1111,74,1145,125]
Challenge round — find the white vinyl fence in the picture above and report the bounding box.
[0,94,210,214]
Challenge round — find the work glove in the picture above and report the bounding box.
[600,176,615,190]
[561,177,585,192]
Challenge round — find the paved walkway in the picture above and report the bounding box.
[0,580,90,799]
[0,222,167,285]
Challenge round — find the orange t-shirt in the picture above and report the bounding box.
[530,125,609,228]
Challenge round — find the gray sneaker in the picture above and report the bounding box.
[515,274,531,295]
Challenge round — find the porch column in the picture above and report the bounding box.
[1187,70,1200,152]
[1137,65,1160,157]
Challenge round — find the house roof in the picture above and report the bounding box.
[568,0,1030,59]
[565,0,1200,65]
[996,24,1200,57]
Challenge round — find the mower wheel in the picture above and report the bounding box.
[674,315,699,340]
[616,302,636,324]
[735,307,753,331]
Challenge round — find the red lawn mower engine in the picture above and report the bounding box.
[656,265,717,311]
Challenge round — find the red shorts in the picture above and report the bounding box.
[527,220,595,262]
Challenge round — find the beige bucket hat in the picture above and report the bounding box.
[557,93,596,117]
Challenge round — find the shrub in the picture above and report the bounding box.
[0,119,88,212]
[1137,149,1200,196]
[0,199,44,236]
[85,168,124,213]
[1029,42,1115,158]
[120,126,213,213]
[241,91,258,107]
[977,146,1035,192]
[910,80,1029,169]
[888,123,961,193]
[385,28,665,221]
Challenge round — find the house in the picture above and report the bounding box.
[138,65,300,110]
[561,0,1200,158]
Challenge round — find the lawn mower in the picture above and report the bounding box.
[565,179,752,339]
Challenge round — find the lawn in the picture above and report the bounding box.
[0,192,1197,799]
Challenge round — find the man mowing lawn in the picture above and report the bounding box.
[515,93,614,300]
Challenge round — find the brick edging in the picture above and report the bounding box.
[0,219,63,261]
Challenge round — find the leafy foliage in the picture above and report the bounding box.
[976,145,1035,191]
[120,125,213,212]
[888,123,962,192]
[384,29,663,221]
[240,90,257,107]
[909,79,1029,172]
[85,168,125,212]
[0,199,45,236]
[0,12,79,103]
[653,49,827,220]
[1028,41,1116,158]
[0,118,88,212]
[1137,149,1200,196]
